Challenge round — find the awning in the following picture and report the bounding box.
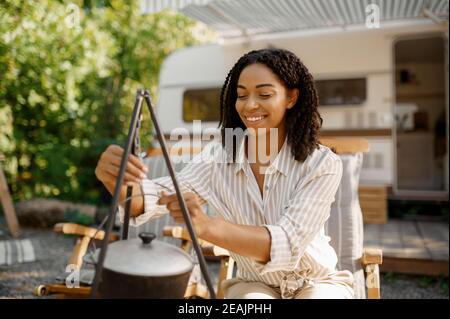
[140,0,449,38]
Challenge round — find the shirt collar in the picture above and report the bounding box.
[234,135,290,177]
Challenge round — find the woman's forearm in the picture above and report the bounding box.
[104,181,144,217]
[201,217,272,263]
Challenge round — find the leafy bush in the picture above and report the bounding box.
[0,0,209,205]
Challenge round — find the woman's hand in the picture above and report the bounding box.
[95,144,148,188]
[158,191,211,238]
[95,145,148,217]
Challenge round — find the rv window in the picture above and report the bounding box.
[316,78,366,106]
[183,88,221,122]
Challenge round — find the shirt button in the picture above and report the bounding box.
[265,185,270,190]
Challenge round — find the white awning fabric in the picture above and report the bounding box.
[140,0,449,38]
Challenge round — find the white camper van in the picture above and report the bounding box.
[154,20,448,201]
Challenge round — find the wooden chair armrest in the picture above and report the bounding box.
[361,248,383,266]
[198,242,230,257]
[163,225,230,257]
[53,223,118,241]
[163,225,190,241]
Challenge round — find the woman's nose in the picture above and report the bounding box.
[244,96,259,110]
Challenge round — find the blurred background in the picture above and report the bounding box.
[0,0,448,299]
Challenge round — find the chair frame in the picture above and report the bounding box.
[34,223,118,298]
[35,222,382,299]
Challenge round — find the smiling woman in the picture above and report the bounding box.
[220,49,322,163]
[96,48,353,299]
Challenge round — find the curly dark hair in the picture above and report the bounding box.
[219,48,323,162]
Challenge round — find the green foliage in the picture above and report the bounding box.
[383,272,398,284]
[438,274,449,296]
[0,0,210,204]
[418,274,449,296]
[64,207,94,226]
[417,275,434,288]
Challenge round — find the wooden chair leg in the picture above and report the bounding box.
[361,248,383,299]
[365,264,381,299]
[217,256,234,299]
[68,236,91,269]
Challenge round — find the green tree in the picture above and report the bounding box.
[0,0,211,205]
[0,0,116,202]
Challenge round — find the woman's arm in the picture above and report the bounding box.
[158,191,272,264]
[97,143,220,226]
[159,151,343,272]
[203,217,272,263]
[102,180,144,218]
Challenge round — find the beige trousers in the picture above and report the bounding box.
[222,272,355,299]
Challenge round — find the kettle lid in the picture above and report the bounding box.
[93,232,194,277]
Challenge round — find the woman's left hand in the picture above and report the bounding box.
[158,191,211,238]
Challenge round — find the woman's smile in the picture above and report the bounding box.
[244,113,269,126]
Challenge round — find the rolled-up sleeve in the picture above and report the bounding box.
[254,155,343,275]
[117,178,170,227]
[118,143,219,227]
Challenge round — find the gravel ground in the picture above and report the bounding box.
[0,226,448,299]
[380,273,448,299]
[0,227,74,299]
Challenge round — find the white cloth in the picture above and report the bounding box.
[119,137,353,299]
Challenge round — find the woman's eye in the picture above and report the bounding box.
[237,95,248,99]
[260,94,272,98]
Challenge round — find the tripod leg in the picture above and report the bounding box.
[143,90,217,299]
[90,90,145,298]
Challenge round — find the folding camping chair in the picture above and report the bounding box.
[162,138,383,299]
[35,138,382,299]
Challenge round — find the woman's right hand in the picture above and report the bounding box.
[95,145,148,188]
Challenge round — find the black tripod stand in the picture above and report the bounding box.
[90,89,216,299]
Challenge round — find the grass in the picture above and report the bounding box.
[418,274,449,296]
[438,274,449,295]
[382,272,449,296]
[383,272,399,284]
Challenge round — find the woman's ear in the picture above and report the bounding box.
[287,88,299,109]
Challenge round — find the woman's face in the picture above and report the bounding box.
[235,63,298,136]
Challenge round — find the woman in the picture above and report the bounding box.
[95,48,354,299]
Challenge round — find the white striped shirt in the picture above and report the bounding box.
[120,136,351,298]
